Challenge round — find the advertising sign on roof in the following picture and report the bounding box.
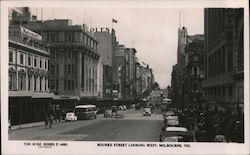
[20,27,42,41]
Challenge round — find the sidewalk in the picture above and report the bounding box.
[11,112,105,130]
[11,120,66,130]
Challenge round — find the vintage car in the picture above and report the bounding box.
[159,127,195,142]
[65,112,77,122]
[143,108,152,116]
[161,115,179,131]
[115,110,124,118]
[104,109,113,118]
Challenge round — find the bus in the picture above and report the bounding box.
[161,98,171,111]
[75,105,97,120]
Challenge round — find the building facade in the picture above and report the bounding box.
[17,19,100,107]
[202,8,244,114]
[171,27,188,107]
[9,26,53,125]
[94,30,117,99]
[183,34,204,107]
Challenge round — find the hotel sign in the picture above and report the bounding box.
[20,27,42,41]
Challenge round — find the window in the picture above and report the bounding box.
[50,65,55,75]
[222,87,225,96]
[20,53,24,64]
[9,51,13,62]
[19,75,23,90]
[51,33,56,42]
[40,76,42,91]
[9,75,12,90]
[72,80,74,90]
[227,48,233,72]
[34,57,37,67]
[51,48,55,58]
[68,50,71,58]
[228,86,233,96]
[64,79,67,90]
[34,76,37,91]
[56,64,59,75]
[45,60,47,69]
[67,33,72,42]
[28,76,31,91]
[72,64,74,75]
[68,80,71,90]
[40,59,42,68]
[28,56,31,66]
[68,64,71,74]
[64,64,67,75]
[45,77,47,91]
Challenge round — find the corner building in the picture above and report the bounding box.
[9,26,53,125]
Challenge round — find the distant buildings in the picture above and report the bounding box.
[171,8,244,114]
[183,34,204,107]
[8,7,157,125]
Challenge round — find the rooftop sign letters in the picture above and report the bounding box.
[20,27,42,41]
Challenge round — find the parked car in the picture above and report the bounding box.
[143,108,152,116]
[159,127,195,142]
[163,111,175,119]
[65,112,77,122]
[162,115,179,131]
[104,109,113,118]
[115,110,124,118]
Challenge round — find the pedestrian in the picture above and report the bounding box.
[45,114,49,129]
[49,114,54,129]
[8,118,11,132]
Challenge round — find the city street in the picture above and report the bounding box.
[9,108,163,141]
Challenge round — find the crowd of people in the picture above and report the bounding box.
[175,104,244,143]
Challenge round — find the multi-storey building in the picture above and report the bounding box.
[12,16,101,108]
[140,64,154,97]
[125,48,137,99]
[9,26,53,125]
[94,29,118,99]
[202,8,244,114]
[113,44,128,99]
[135,58,142,99]
[171,64,178,105]
[183,34,204,107]
[173,27,188,107]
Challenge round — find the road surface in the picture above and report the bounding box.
[9,108,163,142]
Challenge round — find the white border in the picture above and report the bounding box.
[1,0,249,155]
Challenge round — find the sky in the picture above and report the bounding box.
[30,7,204,89]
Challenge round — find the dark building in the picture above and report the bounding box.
[171,64,178,106]
[183,34,204,107]
[171,27,188,108]
[202,8,244,115]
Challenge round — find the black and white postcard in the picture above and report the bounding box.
[1,0,249,154]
